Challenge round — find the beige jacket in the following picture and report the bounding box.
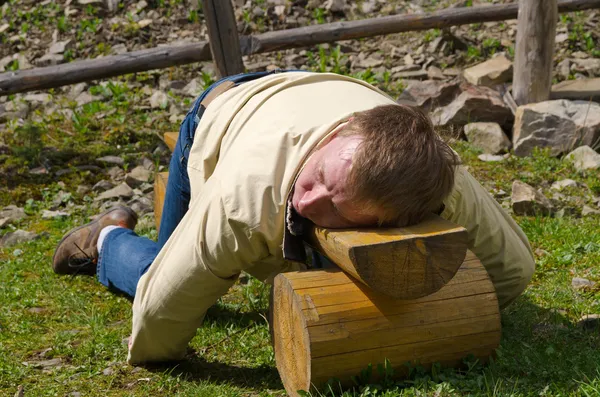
[128,72,534,364]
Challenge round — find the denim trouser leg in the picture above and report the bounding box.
[97,228,159,297]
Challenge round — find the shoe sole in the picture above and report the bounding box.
[52,206,138,272]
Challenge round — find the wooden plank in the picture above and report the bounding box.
[163,132,178,152]
[154,172,169,231]
[202,0,245,78]
[513,0,558,105]
[2,0,598,95]
[307,214,468,299]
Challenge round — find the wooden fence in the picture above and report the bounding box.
[1,0,599,105]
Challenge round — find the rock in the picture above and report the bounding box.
[23,93,51,106]
[404,53,414,66]
[551,179,578,190]
[149,90,169,109]
[393,70,428,80]
[557,59,571,80]
[183,79,202,97]
[30,358,62,370]
[94,183,134,201]
[76,185,91,195]
[582,205,600,216]
[92,180,115,192]
[140,157,154,171]
[51,191,72,209]
[0,205,26,228]
[463,55,513,87]
[128,196,153,215]
[427,66,445,80]
[35,53,64,67]
[137,19,152,28]
[325,0,345,13]
[125,166,152,187]
[107,166,125,181]
[478,154,506,162]
[74,92,100,107]
[550,78,600,102]
[513,100,600,157]
[110,43,128,55]
[69,392,82,397]
[48,40,73,55]
[511,180,552,216]
[97,155,125,166]
[464,122,511,154]
[41,210,70,219]
[565,146,600,171]
[571,58,600,75]
[431,84,513,129]
[0,230,39,248]
[78,0,103,4]
[572,277,596,290]
[0,101,29,122]
[102,367,114,376]
[397,80,460,111]
[577,314,600,331]
[139,182,154,194]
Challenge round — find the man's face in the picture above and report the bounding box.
[292,134,380,229]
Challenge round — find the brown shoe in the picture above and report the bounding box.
[52,206,138,275]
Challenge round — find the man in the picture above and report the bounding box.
[52,71,535,364]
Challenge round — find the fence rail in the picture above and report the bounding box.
[0,0,599,96]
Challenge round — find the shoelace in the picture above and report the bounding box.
[67,242,97,278]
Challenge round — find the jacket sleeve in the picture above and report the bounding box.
[441,166,535,309]
[128,177,269,364]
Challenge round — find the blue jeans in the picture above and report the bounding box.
[96,71,288,298]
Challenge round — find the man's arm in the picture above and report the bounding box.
[128,177,269,364]
[441,166,535,308]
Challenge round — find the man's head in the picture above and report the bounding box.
[292,104,459,228]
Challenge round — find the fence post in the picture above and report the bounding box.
[513,0,558,105]
[202,0,245,78]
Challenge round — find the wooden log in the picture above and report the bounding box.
[202,0,245,78]
[154,171,169,231]
[163,132,178,152]
[513,0,558,105]
[307,215,468,299]
[272,251,501,397]
[2,0,598,95]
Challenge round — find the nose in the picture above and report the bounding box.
[298,186,328,217]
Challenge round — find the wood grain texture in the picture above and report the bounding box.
[154,172,169,231]
[202,0,245,77]
[307,214,468,299]
[513,0,558,105]
[272,251,501,396]
[163,132,178,152]
[2,0,598,95]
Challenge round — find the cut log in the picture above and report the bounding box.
[307,215,468,299]
[1,0,598,95]
[272,251,501,397]
[202,0,245,78]
[163,132,178,152]
[512,0,558,105]
[154,171,169,231]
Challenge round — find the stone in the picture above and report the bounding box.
[0,230,39,248]
[478,154,506,162]
[78,0,103,4]
[23,93,51,106]
[551,179,578,191]
[149,90,169,109]
[463,55,513,87]
[431,84,513,129]
[0,205,26,228]
[41,210,70,219]
[139,182,154,194]
[427,66,445,80]
[76,185,91,195]
[110,43,128,55]
[404,53,414,66]
[511,180,552,216]
[572,277,596,290]
[74,92,100,107]
[396,80,460,111]
[325,0,345,13]
[393,70,428,80]
[35,53,64,67]
[140,157,154,171]
[550,78,600,102]
[96,156,125,166]
[137,19,152,28]
[571,58,600,75]
[464,122,511,154]
[182,78,202,97]
[94,183,134,201]
[125,166,152,187]
[128,196,153,215]
[577,314,600,331]
[0,101,29,122]
[513,100,600,157]
[92,180,114,192]
[565,146,600,171]
[102,367,114,376]
[51,191,72,209]
[107,166,125,181]
[48,40,73,55]
[582,205,600,216]
[557,59,571,80]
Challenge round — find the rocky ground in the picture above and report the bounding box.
[1,1,600,396]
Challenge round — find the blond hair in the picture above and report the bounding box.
[340,104,460,227]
